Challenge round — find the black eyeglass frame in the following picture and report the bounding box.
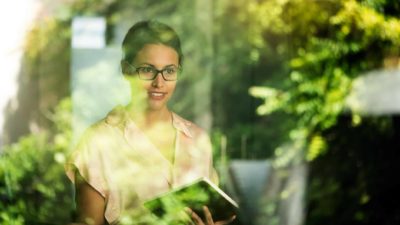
[122,61,181,81]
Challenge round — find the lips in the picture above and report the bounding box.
[148,91,167,100]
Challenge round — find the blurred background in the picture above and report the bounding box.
[1,0,399,224]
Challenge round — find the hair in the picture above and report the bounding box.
[121,20,183,66]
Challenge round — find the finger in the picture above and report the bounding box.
[215,215,237,225]
[203,206,214,225]
[188,208,205,225]
[184,207,195,224]
[184,207,193,216]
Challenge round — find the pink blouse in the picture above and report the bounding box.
[65,110,217,224]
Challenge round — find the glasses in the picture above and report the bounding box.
[123,61,180,81]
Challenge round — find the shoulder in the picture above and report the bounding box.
[79,106,127,142]
[172,112,210,140]
[97,105,127,129]
[104,105,127,128]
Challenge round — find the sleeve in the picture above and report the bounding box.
[197,130,219,185]
[65,129,109,198]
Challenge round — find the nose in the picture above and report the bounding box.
[151,72,165,88]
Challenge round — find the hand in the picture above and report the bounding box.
[186,206,236,225]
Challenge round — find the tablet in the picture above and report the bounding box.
[144,177,239,223]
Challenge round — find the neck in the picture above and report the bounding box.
[144,108,171,126]
[126,104,172,128]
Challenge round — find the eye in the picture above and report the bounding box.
[164,67,177,75]
[138,67,154,74]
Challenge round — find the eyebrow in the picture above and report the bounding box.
[138,63,178,68]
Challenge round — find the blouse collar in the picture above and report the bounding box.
[106,107,194,139]
[171,112,193,138]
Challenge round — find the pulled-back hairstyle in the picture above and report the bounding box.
[121,20,183,66]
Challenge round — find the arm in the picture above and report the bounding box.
[75,171,106,225]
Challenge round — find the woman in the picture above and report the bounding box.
[66,20,235,225]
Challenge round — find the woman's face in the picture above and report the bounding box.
[128,43,179,112]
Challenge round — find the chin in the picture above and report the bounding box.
[146,98,170,112]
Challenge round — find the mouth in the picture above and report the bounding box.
[148,91,167,100]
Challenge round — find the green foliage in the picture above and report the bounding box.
[237,1,400,224]
[247,0,400,164]
[0,98,73,224]
[207,1,400,224]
